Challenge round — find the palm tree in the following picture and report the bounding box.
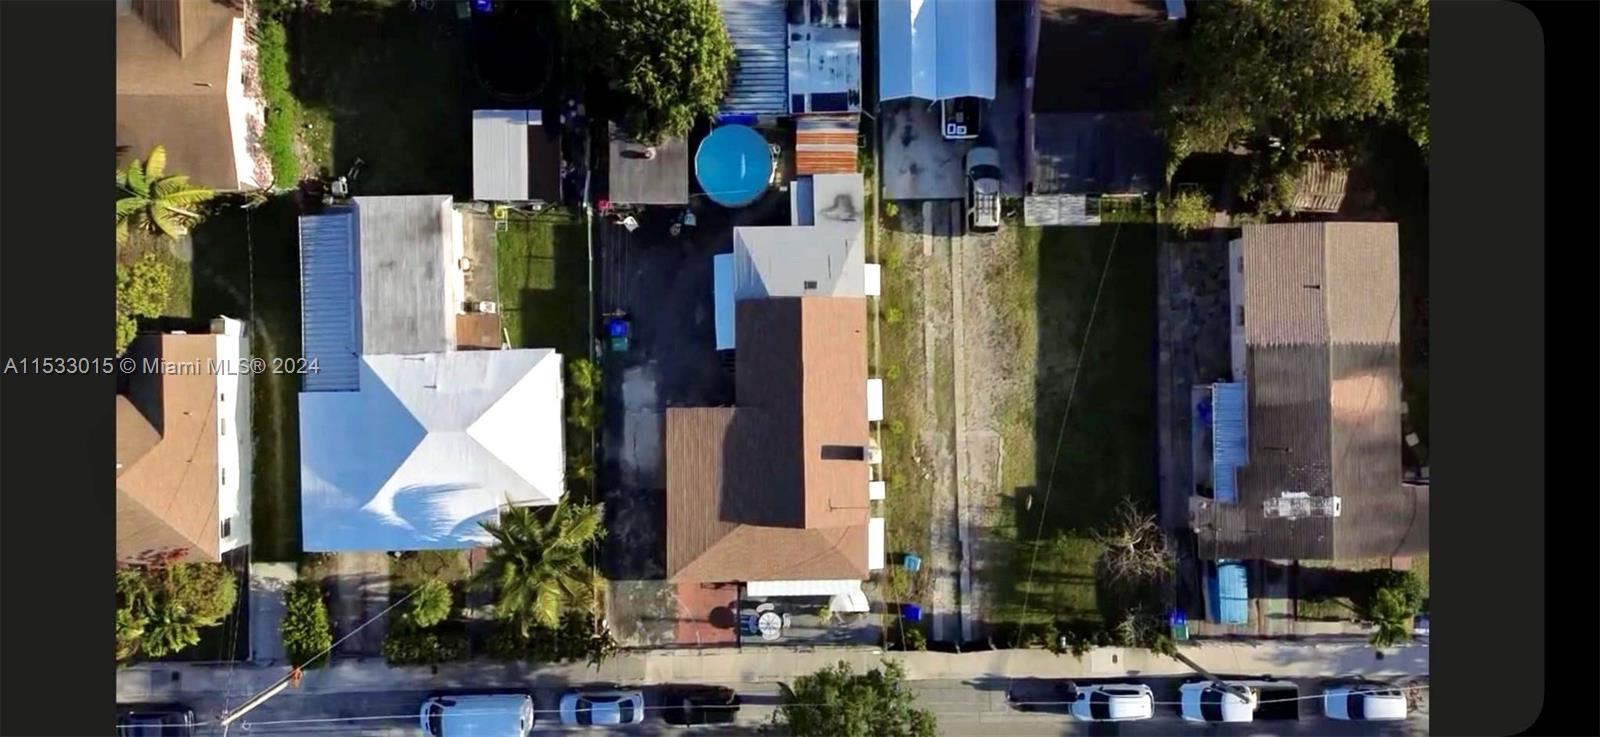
[116,145,215,247]
[1366,587,1414,648]
[472,499,605,634]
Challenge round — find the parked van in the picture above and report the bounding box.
[419,693,536,737]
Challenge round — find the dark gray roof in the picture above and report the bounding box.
[607,124,689,205]
[353,196,456,355]
[717,0,789,114]
[1195,223,1420,561]
[1031,112,1162,195]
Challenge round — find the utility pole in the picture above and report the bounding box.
[218,667,301,733]
[1168,649,1257,702]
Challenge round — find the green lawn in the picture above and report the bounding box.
[875,219,935,607]
[286,3,476,194]
[495,210,591,356]
[985,223,1160,625]
[191,197,305,561]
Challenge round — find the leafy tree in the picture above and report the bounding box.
[778,661,937,737]
[404,579,454,630]
[1161,0,1430,203]
[115,554,237,662]
[116,145,215,246]
[1366,587,1414,648]
[281,580,334,668]
[472,500,605,634]
[566,0,734,144]
[115,252,173,353]
[1162,189,1213,236]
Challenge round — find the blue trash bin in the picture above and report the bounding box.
[903,554,922,573]
[902,604,922,623]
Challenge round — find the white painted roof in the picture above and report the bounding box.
[746,579,866,597]
[868,517,885,570]
[867,378,884,421]
[869,480,886,501]
[299,349,564,551]
[864,263,882,297]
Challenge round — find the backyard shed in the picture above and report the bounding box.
[1207,560,1250,625]
[878,0,996,101]
[471,109,561,203]
[717,0,790,116]
[795,115,860,174]
[607,123,689,205]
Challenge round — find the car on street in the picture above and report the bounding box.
[116,704,197,737]
[1179,681,1259,723]
[1323,685,1410,721]
[658,685,741,727]
[1065,683,1154,721]
[559,688,646,727]
[418,693,535,737]
[965,146,1003,232]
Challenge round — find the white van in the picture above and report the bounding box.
[419,693,536,737]
[1323,685,1409,721]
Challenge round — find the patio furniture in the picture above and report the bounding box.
[756,611,784,641]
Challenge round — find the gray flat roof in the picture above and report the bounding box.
[353,196,456,355]
[473,110,532,201]
[607,124,689,205]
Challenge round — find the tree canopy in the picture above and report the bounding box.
[566,0,734,144]
[777,661,938,737]
[115,553,237,662]
[116,145,215,246]
[1161,0,1430,181]
[472,500,605,634]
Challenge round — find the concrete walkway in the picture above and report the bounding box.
[247,562,299,664]
[119,641,1427,704]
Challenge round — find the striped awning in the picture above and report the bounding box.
[795,115,859,174]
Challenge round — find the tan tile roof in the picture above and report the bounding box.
[1240,222,1400,347]
[666,297,870,583]
[116,0,244,190]
[116,333,222,562]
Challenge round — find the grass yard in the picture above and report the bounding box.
[495,210,591,356]
[190,196,305,561]
[286,3,477,194]
[984,222,1160,625]
[876,225,935,606]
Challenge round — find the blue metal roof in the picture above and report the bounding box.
[717,0,789,114]
[1211,560,1250,625]
[1211,382,1248,503]
[298,210,361,392]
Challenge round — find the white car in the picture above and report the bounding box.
[1179,681,1258,723]
[1323,685,1409,721]
[419,694,535,737]
[559,689,646,727]
[1067,684,1154,721]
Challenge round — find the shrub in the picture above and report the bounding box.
[1355,569,1425,618]
[116,253,173,351]
[404,579,453,630]
[1162,189,1214,236]
[485,613,617,666]
[382,628,469,665]
[884,419,906,436]
[884,365,902,381]
[255,19,300,185]
[883,201,900,219]
[885,307,904,325]
[281,580,333,668]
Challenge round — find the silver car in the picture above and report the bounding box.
[559,689,646,727]
[965,146,1003,232]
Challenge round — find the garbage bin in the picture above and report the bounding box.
[902,554,922,573]
[902,604,922,623]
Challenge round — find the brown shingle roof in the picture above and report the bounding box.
[1197,223,1419,561]
[116,333,222,563]
[117,0,245,190]
[666,297,870,582]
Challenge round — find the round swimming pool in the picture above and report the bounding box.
[694,125,774,208]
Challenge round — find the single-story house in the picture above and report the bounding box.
[714,173,868,349]
[116,317,252,563]
[471,109,561,203]
[117,0,265,190]
[295,196,565,551]
[666,296,881,592]
[878,0,996,102]
[1191,222,1428,561]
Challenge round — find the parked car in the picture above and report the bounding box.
[1323,685,1409,721]
[1066,683,1154,721]
[418,693,535,737]
[659,685,741,727]
[116,704,197,737]
[559,689,646,727]
[965,146,1003,232]
[1179,681,1259,723]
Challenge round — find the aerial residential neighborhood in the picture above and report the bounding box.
[112,0,1432,734]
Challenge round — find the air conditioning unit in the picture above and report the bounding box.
[1262,491,1341,519]
[473,301,498,314]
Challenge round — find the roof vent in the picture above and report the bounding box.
[1263,491,1342,519]
[803,280,819,291]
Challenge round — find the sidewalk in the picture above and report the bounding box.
[118,641,1428,703]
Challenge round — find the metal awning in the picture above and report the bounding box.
[878,0,996,101]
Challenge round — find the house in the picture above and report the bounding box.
[671,174,883,595]
[116,318,252,563]
[472,110,561,203]
[1191,223,1428,561]
[715,0,863,119]
[117,0,265,190]
[296,196,564,551]
[713,173,871,349]
[877,0,996,102]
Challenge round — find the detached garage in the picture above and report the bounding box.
[472,109,561,203]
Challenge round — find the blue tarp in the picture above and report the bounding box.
[1209,560,1250,625]
[1211,382,1248,503]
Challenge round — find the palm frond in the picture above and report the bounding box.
[144,145,168,180]
[125,161,149,196]
[150,206,191,239]
[116,219,132,247]
[116,197,147,217]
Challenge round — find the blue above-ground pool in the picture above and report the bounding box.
[695,125,774,208]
